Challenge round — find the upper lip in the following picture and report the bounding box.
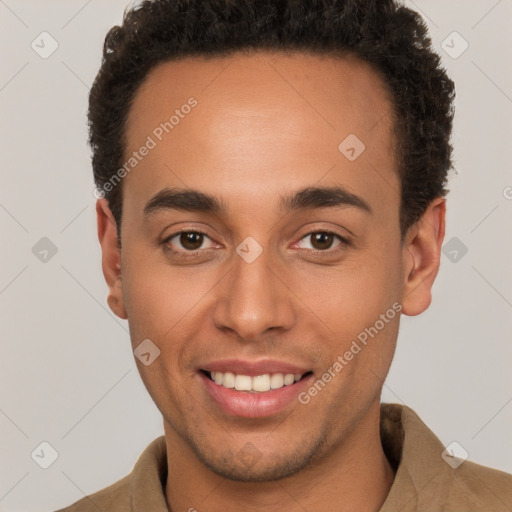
[199,359,312,376]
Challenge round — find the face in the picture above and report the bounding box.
[98,51,443,482]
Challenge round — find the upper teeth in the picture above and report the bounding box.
[210,371,303,392]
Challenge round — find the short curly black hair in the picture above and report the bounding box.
[88,0,455,247]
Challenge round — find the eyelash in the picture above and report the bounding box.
[161,229,351,257]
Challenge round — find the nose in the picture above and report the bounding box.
[212,247,295,341]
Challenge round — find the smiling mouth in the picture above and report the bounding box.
[200,369,314,393]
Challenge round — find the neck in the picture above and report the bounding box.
[164,401,395,512]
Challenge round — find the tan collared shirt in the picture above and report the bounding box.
[55,403,512,511]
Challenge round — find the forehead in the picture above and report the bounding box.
[127,50,394,137]
[122,51,398,222]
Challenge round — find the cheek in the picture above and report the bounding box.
[312,263,402,402]
[314,252,402,326]
[121,246,173,344]
[121,249,218,351]
[123,271,182,343]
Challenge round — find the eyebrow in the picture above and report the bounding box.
[143,185,372,218]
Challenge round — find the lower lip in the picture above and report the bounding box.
[199,372,314,418]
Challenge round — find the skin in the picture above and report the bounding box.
[96,51,445,512]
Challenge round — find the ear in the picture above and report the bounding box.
[401,197,446,316]
[96,198,127,320]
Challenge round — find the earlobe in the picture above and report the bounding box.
[401,198,446,317]
[96,198,128,320]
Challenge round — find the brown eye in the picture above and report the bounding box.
[179,232,204,250]
[163,230,215,253]
[295,231,348,252]
[310,232,335,250]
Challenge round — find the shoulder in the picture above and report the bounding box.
[380,403,512,511]
[53,436,168,512]
[448,458,512,509]
[54,473,132,511]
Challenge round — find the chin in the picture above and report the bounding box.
[191,435,327,483]
[200,455,311,482]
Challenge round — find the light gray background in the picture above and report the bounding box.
[1,1,511,510]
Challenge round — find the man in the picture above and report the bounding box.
[57,0,512,510]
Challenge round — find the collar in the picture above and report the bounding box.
[127,403,506,511]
